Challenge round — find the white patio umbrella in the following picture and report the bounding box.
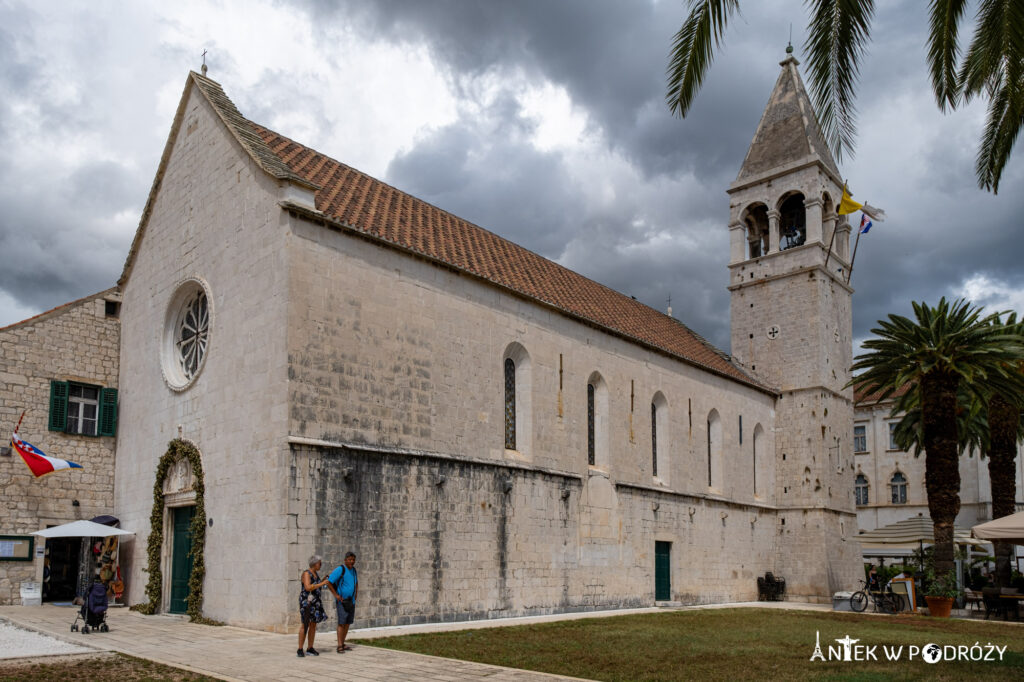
[972,511,1024,544]
[32,520,135,538]
[855,514,988,553]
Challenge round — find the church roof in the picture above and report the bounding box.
[256,124,774,391]
[735,56,841,184]
[121,71,774,395]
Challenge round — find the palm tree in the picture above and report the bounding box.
[851,298,1024,575]
[666,0,1024,193]
[890,320,1024,587]
[983,314,1024,586]
[986,391,1021,585]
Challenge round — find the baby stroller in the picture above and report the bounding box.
[72,582,109,633]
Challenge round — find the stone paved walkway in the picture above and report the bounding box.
[0,605,579,681]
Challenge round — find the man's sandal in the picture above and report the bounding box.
[336,646,345,653]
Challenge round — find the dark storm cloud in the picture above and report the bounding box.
[386,90,579,259]
[0,158,138,311]
[297,0,1023,351]
[291,0,776,182]
[1,0,1020,352]
[282,0,813,349]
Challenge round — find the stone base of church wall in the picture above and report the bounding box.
[774,508,863,601]
[275,444,785,631]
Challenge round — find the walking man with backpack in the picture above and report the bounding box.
[327,552,358,653]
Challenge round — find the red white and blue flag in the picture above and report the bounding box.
[859,213,873,234]
[11,431,82,478]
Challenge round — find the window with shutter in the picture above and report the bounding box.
[98,388,118,437]
[48,381,69,431]
[48,380,117,437]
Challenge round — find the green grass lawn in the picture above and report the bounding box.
[364,608,1024,681]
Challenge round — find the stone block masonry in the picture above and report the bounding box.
[289,442,782,629]
[0,290,120,605]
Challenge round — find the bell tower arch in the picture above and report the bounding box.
[727,52,861,600]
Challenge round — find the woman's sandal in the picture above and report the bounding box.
[343,644,353,651]
[336,646,345,653]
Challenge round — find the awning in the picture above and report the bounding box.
[32,520,135,539]
[855,514,988,550]
[972,511,1024,544]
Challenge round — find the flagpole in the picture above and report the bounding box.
[823,219,838,272]
[846,229,863,285]
[14,410,25,434]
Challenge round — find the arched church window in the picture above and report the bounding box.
[855,474,869,506]
[502,343,532,454]
[504,358,516,450]
[651,402,657,476]
[587,373,609,467]
[779,193,806,250]
[890,472,907,504]
[707,409,722,489]
[752,423,764,496]
[743,203,770,259]
[651,392,668,482]
[587,383,596,466]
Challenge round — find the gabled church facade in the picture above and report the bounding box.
[110,56,861,631]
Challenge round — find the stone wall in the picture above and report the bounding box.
[284,214,777,497]
[0,290,120,604]
[287,442,782,630]
[115,82,293,627]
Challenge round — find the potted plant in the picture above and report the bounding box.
[924,569,960,618]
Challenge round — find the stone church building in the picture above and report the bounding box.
[10,54,867,627]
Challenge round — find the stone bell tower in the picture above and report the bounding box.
[727,51,863,599]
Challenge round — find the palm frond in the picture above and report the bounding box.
[803,0,876,162]
[975,62,1024,193]
[959,0,1009,101]
[957,0,1024,192]
[666,0,740,118]
[927,0,969,110]
[850,297,1024,403]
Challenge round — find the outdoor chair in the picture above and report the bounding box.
[758,572,786,601]
[982,587,1007,620]
[963,588,983,614]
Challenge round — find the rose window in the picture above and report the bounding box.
[162,278,213,391]
[176,290,209,380]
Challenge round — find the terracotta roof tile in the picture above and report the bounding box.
[251,123,772,393]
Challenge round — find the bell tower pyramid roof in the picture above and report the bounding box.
[734,55,841,185]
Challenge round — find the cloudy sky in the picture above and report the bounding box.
[1,0,1021,354]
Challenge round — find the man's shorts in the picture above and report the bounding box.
[336,598,355,625]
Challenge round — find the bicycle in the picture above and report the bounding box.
[850,579,902,614]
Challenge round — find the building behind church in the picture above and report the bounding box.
[853,386,1024,567]
[0,289,121,604]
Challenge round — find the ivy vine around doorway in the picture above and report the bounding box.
[130,438,220,624]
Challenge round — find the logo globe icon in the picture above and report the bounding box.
[923,643,942,664]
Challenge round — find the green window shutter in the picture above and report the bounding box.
[98,388,118,437]
[48,381,69,431]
